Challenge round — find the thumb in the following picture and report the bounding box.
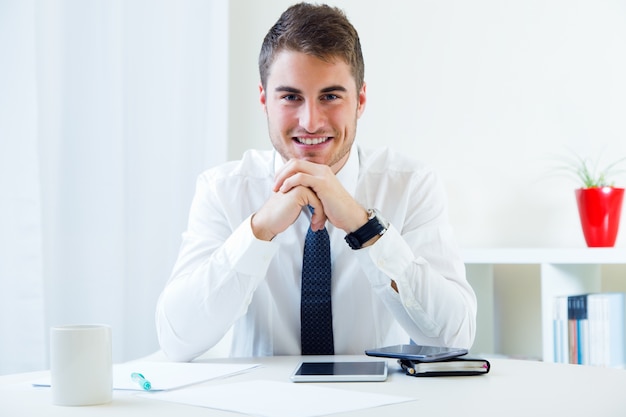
[307,203,327,232]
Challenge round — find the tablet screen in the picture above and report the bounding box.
[290,361,388,382]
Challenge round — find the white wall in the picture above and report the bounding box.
[228,0,626,249]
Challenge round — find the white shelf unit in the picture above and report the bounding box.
[462,248,626,362]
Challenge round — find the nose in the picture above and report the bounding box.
[299,101,325,133]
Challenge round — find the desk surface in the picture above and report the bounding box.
[1,355,625,417]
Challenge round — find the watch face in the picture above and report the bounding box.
[371,209,389,228]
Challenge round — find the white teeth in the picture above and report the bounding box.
[296,137,328,145]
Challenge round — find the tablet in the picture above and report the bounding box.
[365,344,468,362]
[290,361,388,382]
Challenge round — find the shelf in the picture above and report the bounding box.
[462,247,626,362]
[462,247,626,264]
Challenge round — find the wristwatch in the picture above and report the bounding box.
[344,209,389,250]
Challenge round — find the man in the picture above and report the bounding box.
[156,2,476,361]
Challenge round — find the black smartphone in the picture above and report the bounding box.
[365,344,468,362]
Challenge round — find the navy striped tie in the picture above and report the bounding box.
[300,222,334,355]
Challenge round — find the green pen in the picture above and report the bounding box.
[130,372,152,391]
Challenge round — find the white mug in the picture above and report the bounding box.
[50,324,113,406]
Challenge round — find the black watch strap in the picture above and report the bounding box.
[344,209,388,250]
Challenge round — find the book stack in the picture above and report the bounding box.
[553,292,625,368]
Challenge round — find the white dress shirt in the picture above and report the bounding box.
[156,144,476,361]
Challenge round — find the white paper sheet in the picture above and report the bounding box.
[32,361,260,391]
[141,379,415,417]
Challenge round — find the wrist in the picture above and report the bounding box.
[250,213,275,241]
[344,209,389,250]
[347,208,370,233]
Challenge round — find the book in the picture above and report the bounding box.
[568,294,589,365]
[587,293,625,368]
[553,295,569,363]
[397,357,490,377]
[553,292,625,368]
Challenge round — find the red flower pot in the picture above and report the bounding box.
[575,187,624,247]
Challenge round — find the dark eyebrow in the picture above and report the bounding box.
[275,86,302,94]
[320,85,348,93]
[273,85,348,94]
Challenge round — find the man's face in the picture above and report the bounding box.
[260,50,366,173]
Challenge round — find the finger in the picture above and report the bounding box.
[273,159,318,192]
[280,172,314,194]
[295,186,326,231]
[272,160,294,192]
[307,197,328,231]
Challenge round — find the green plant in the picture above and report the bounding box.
[555,151,626,188]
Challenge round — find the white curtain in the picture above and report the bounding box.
[0,0,228,374]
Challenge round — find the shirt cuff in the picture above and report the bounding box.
[364,224,414,282]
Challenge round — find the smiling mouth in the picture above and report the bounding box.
[294,137,331,145]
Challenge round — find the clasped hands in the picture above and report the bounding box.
[251,159,369,241]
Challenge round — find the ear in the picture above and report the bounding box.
[356,82,367,118]
[259,83,267,112]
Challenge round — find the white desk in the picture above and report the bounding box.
[1,356,625,416]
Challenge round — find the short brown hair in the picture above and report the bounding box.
[259,2,364,91]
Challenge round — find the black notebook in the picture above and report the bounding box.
[397,357,491,377]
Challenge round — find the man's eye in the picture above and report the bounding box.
[322,94,339,101]
[282,94,300,101]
